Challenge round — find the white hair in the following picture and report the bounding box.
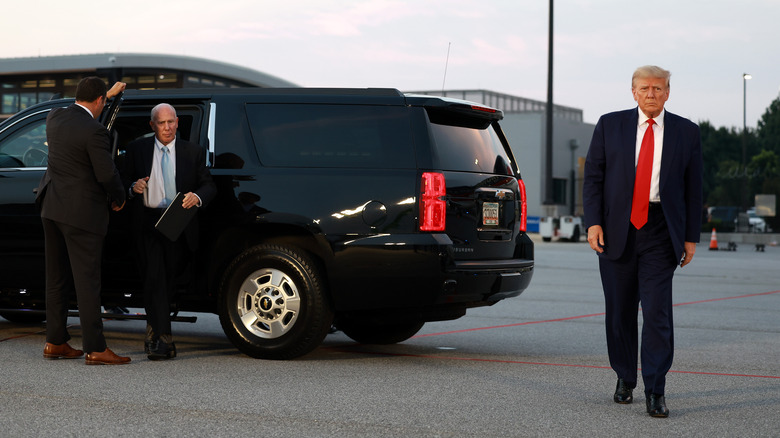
[632,65,671,89]
[151,103,177,121]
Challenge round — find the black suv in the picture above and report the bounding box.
[0,88,534,359]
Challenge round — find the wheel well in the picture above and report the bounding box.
[207,224,333,304]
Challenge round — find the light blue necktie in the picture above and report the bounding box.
[161,146,176,207]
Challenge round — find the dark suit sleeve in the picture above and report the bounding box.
[189,143,216,207]
[86,123,125,206]
[683,124,703,243]
[121,140,142,197]
[583,116,606,230]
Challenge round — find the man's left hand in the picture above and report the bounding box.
[181,192,200,209]
[680,241,697,267]
[107,82,127,99]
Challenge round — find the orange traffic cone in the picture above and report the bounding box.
[709,228,718,251]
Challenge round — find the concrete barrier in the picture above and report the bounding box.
[700,232,779,251]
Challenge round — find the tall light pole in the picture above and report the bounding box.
[543,0,554,207]
[569,139,578,216]
[742,73,752,211]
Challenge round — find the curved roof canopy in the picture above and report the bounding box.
[0,52,298,88]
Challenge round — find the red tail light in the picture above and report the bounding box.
[470,105,497,113]
[419,172,446,231]
[518,178,527,232]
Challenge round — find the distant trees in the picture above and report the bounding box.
[701,97,780,231]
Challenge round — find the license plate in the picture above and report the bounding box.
[483,202,499,226]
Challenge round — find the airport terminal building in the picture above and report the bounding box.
[0,53,593,229]
[0,53,297,119]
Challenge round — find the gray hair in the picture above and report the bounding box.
[632,65,671,89]
[151,103,177,121]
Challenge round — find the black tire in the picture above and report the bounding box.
[542,237,551,242]
[337,319,425,345]
[218,244,333,360]
[0,311,46,324]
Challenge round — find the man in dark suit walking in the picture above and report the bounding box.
[38,76,131,365]
[123,103,215,360]
[583,66,703,417]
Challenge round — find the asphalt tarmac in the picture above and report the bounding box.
[2,236,779,437]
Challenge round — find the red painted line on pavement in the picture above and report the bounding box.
[0,326,56,343]
[673,289,780,307]
[381,288,780,380]
[415,289,780,339]
[412,312,606,338]
[330,348,780,380]
[0,333,41,342]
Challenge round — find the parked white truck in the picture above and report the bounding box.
[539,216,583,242]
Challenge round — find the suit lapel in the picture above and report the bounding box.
[622,109,639,184]
[142,137,155,176]
[659,111,677,193]
[175,141,183,189]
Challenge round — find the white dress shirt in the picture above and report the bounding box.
[636,109,665,203]
[75,102,96,118]
[144,138,176,208]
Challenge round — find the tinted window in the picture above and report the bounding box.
[428,114,513,174]
[0,116,48,168]
[246,104,415,168]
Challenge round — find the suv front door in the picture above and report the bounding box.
[0,109,50,292]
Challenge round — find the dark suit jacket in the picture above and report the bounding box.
[37,104,125,236]
[583,108,703,260]
[122,136,216,250]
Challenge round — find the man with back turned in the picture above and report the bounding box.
[38,76,131,365]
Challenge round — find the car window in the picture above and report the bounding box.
[246,104,416,169]
[427,117,513,175]
[0,117,48,168]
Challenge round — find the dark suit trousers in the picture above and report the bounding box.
[43,218,107,353]
[139,208,186,338]
[598,204,678,396]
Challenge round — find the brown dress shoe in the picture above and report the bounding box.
[85,348,131,365]
[43,342,84,359]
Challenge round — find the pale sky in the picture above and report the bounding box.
[3,0,779,129]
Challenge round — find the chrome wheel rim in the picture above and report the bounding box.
[236,268,301,339]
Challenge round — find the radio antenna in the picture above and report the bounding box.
[442,42,451,93]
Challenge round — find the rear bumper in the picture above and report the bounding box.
[329,232,535,315]
[446,258,534,303]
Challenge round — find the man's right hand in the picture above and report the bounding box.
[133,176,150,194]
[587,225,605,253]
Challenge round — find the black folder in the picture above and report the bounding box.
[155,192,198,241]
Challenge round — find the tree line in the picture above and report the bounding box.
[700,96,780,232]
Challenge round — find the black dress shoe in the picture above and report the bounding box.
[613,378,633,404]
[147,340,177,360]
[646,393,670,418]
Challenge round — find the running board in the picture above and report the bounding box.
[71,311,197,323]
[0,308,196,323]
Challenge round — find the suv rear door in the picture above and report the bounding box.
[411,97,526,262]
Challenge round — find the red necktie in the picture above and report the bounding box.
[631,118,655,229]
